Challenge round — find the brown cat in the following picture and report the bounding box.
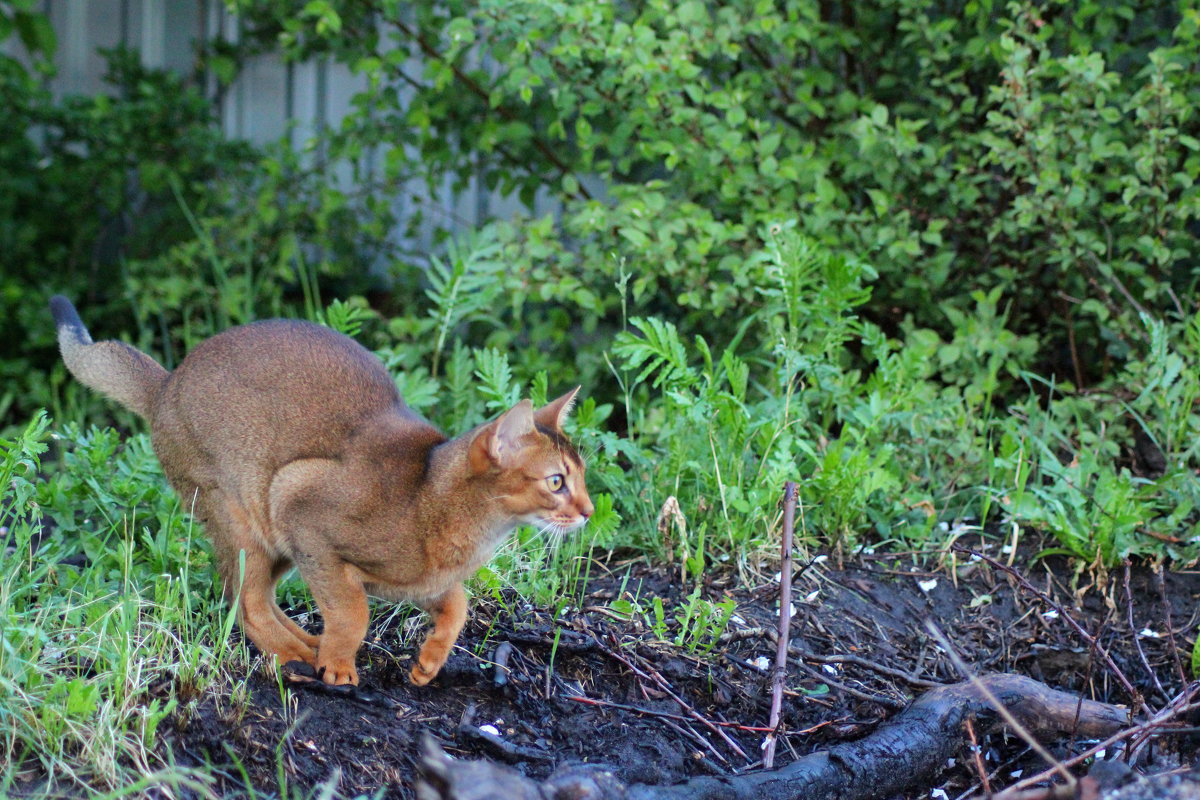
[50,296,593,686]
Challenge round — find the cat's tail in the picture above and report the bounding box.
[50,295,168,420]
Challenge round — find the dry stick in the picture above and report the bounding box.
[1087,251,1150,319]
[656,717,731,776]
[1073,618,1102,745]
[793,659,907,711]
[953,748,1037,800]
[763,481,798,769]
[1128,679,1200,758]
[953,545,1144,711]
[793,650,945,689]
[735,587,926,693]
[1123,560,1167,701]
[594,635,749,763]
[549,673,733,767]
[565,695,776,733]
[964,716,993,797]
[924,619,1077,790]
[1153,562,1188,687]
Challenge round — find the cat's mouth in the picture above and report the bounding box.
[531,515,589,537]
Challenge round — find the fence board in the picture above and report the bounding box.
[31,3,551,257]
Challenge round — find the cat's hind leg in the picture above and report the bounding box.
[203,493,320,667]
[265,458,366,685]
[269,559,320,650]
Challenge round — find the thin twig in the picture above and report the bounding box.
[794,659,907,711]
[924,619,1076,790]
[741,36,808,134]
[1124,560,1167,701]
[564,695,774,733]
[965,716,993,797]
[656,716,731,775]
[953,545,1143,711]
[764,481,797,769]
[1087,251,1150,319]
[1128,681,1200,758]
[794,650,944,689]
[594,635,749,763]
[1153,562,1188,687]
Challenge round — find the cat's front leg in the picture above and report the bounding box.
[411,583,467,686]
[304,559,370,685]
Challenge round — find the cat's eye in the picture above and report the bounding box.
[546,474,565,493]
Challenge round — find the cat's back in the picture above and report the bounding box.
[165,319,398,412]
[152,320,414,474]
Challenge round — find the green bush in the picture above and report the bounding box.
[0,12,400,428]
[222,0,1198,381]
[224,0,1199,564]
[0,0,1196,567]
[4,8,1199,796]
[0,413,221,793]
[0,33,261,420]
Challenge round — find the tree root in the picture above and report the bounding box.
[416,673,1132,800]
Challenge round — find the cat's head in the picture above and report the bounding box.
[468,387,593,535]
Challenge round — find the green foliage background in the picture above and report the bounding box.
[2,0,1200,793]
[2,0,1198,560]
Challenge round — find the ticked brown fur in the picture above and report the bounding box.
[50,296,593,686]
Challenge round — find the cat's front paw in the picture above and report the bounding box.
[409,659,441,686]
[316,657,359,686]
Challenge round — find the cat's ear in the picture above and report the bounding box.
[533,386,580,431]
[469,399,535,471]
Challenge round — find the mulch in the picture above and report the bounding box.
[161,536,1200,799]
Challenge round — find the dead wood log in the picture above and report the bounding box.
[416,673,1132,800]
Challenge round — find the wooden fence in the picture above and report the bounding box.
[15,1,552,253]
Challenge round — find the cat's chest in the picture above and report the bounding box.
[354,520,514,603]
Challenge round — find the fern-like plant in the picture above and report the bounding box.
[425,227,504,377]
[612,317,698,391]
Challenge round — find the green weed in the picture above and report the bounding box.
[607,588,736,654]
[0,415,228,795]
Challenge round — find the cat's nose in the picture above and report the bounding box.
[579,498,595,519]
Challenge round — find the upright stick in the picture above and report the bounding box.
[763,480,797,769]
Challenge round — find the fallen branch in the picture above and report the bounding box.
[417,673,1132,800]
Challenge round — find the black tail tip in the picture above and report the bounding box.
[49,294,87,334]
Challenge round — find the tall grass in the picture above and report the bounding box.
[0,416,227,796]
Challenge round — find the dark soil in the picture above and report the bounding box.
[161,536,1200,799]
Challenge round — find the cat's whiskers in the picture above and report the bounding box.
[577,442,601,462]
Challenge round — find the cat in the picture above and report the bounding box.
[49,296,593,686]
